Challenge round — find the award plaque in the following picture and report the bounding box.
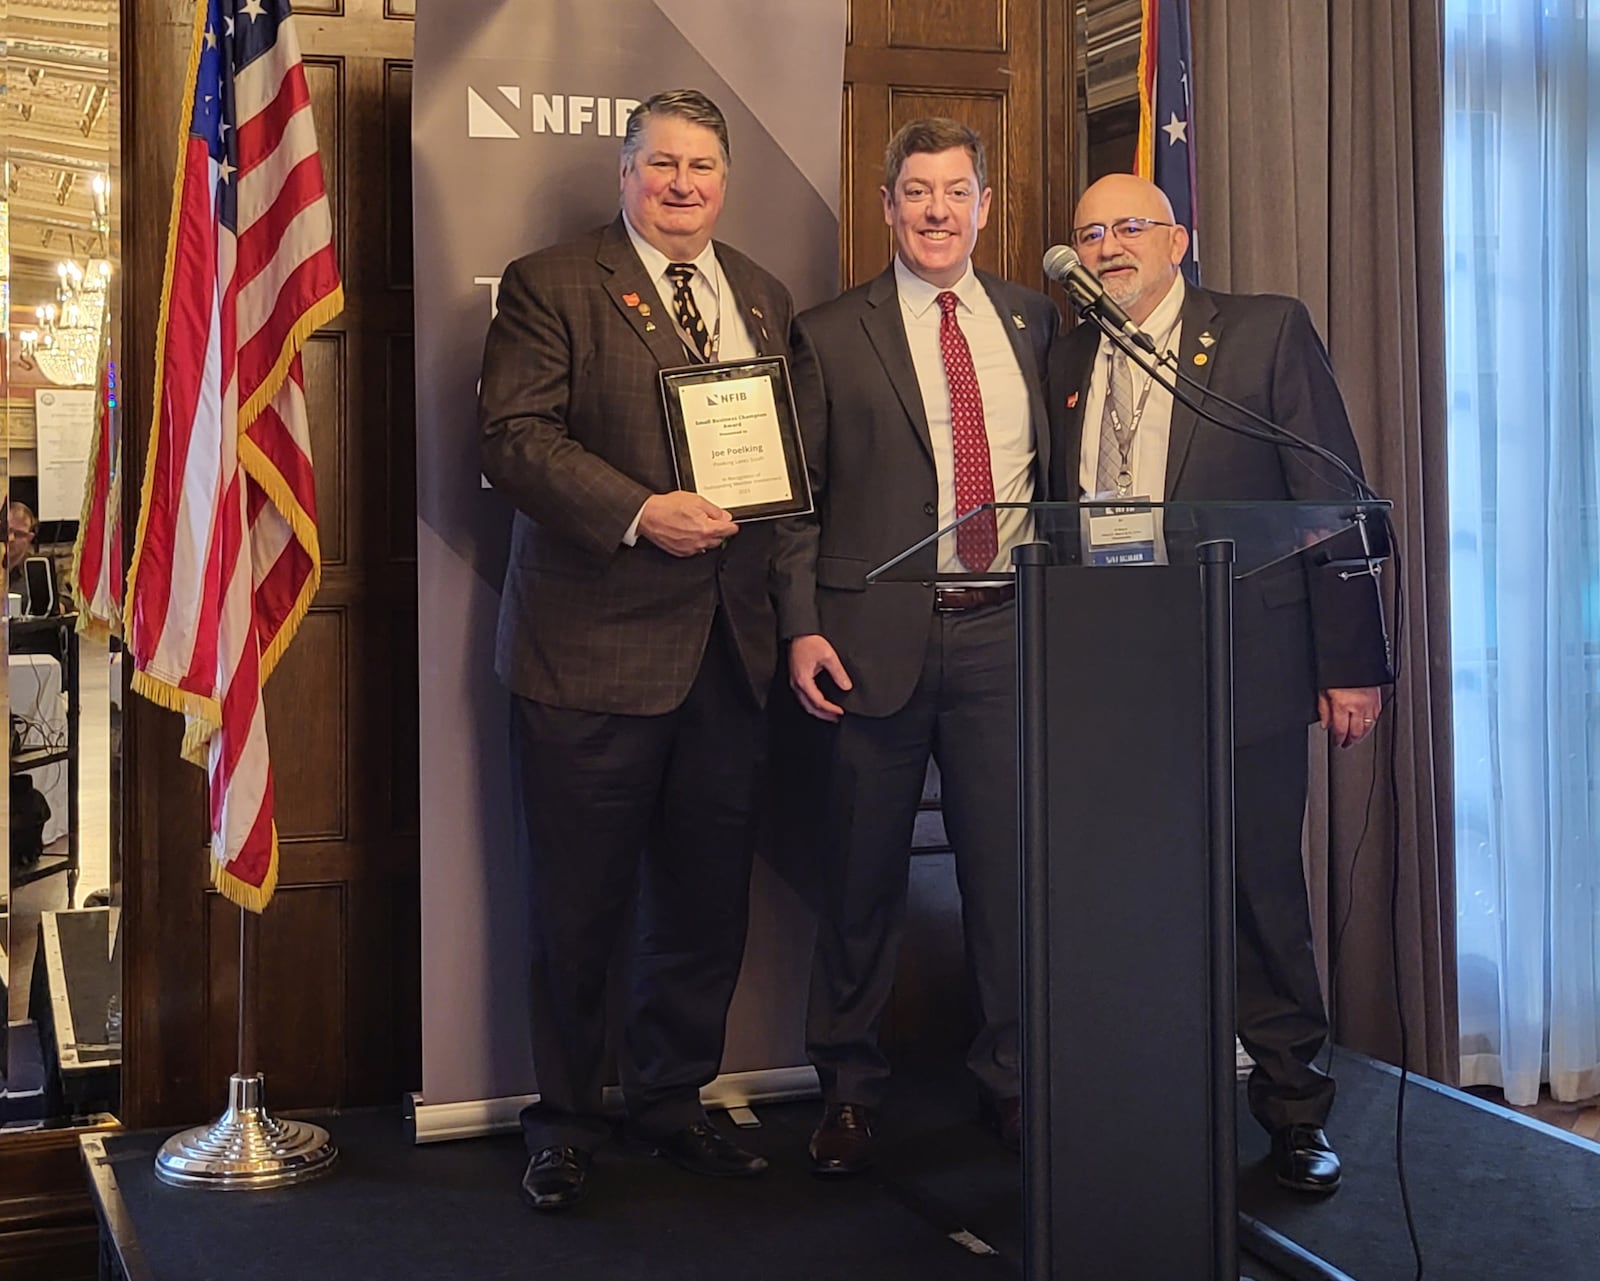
[658,356,814,521]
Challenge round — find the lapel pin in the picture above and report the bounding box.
[1012,313,1026,329]
[645,321,657,332]
[638,302,652,318]
[623,292,640,308]
[1066,392,1080,409]
[1193,352,1209,366]
[1198,331,1215,348]
[752,306,764,319]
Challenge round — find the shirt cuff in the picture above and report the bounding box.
[621,501,647,547]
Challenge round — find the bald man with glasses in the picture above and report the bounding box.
[1047,173,1391,1196]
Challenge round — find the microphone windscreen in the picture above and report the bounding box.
[1042,244,1081,282]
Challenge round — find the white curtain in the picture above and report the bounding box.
[1446,2,1600,1106]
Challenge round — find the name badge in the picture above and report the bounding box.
[1084,499,1160,566]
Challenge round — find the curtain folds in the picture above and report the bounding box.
[1445,5,1600,1107]
[1194,0,1457,1081]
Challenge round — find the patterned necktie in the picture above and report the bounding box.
[1094,347,1134,496]
[665,262,712,360]
[936,291,999,572]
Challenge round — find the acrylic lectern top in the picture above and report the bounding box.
[867,500,1392,584]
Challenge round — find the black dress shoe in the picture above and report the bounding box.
[1271,1124,1341,1193]
[982,1095,1022,1154]
[657,1121,769,1178]
[521,1145,591,1210]
[809,1102,875,1177]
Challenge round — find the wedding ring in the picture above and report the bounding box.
[1362,717,1374,724]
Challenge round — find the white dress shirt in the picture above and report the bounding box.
[895,257,1034,574]
[623,215,756,364]
[1078,274,1186,500]
[621,216,758,543]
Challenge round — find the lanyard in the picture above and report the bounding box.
[1104,316,1180,495]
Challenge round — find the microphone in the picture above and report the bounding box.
[1042,244,1155,352]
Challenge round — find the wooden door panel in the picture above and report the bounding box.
[122,0,420,1127]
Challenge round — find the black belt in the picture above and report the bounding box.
[932,584,1016,612]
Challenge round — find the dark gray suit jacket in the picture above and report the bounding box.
[772,265,1061,718]
[1047,284,1392,744]
[480,216,795,715]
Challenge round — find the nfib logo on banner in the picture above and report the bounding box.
[468,87,641,139]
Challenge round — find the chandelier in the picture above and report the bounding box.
[19,256,110,387]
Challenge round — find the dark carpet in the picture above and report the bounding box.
[96,1106,1014,1281]
[1235,1047,1600,1281]
[90,1048,1600,1281]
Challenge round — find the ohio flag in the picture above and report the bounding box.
[126,0,341,911]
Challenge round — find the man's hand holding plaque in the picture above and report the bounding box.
[639,491,737,557]
[657,356,814,522]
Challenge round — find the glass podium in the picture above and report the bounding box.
[871,500,1391,1281]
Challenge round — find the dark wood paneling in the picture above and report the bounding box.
[386,334,417,561]
[0,1128,107,1281]
[205,887,347,1110]
[390,608,420,834]
[264,607,348,842]
[302,57,346,282]
[302,331,348,565]
[385,62,414,289]
[889,0,1005,51]
[120,0,420,1133]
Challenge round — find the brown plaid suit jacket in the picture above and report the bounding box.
[480,216,795,715]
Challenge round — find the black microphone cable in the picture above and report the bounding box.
[1074,303,1423,1277]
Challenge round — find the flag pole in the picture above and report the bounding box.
[152,906,338,1189]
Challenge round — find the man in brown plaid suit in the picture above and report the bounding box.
[479,89,794,1212]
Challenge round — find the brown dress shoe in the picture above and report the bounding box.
[809,1102,875,1177]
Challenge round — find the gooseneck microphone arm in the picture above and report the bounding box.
[1082,307,1388,577]
[1062,280,1379,503]
[1042,243,1376,501]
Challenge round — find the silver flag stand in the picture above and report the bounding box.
[155,906,338,1189]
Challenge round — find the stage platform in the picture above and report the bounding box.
[80,1049,1600,1280]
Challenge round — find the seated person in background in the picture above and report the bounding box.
[7,501,37,597]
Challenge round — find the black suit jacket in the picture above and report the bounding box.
[1046,285,1392,744]
[479,216,795,715]
[773,265,1060,718]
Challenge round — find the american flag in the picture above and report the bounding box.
[126,0,341,911]
[1136,0,1199,283]
[71,364,123,640]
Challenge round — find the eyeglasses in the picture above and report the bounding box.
[1070,216,1174,248]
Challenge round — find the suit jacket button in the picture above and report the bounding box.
[923,502,936,516]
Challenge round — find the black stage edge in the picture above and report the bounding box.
[81,1048,1600,1281]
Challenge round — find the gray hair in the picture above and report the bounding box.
[883,117,988,193]
[621,90,731,170]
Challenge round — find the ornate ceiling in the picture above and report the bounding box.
[3,0,118,335]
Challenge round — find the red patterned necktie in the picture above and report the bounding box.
[936,291,999,572]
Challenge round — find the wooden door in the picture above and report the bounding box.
[121,0,418,1126]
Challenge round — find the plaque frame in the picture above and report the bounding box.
[657,356,814,522]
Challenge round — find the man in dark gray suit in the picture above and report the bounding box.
[774,118,1058,1175]
[479,89,794,1211]
[1048,172,1390,1195]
